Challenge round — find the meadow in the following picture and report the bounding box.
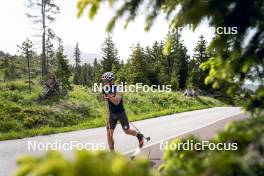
[0,80,226,140]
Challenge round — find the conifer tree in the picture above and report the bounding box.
[73,42,82,84]
[26,0,60,77]
[18,39,34,92]
[3,57,10,82]
[101,35,120,72]
[55,40,71,90]
[190,35,210,90]
[126,44,149,84]
[46,29,56,70]
[145,41,165,85]
[164,31,189,90]
[81,63,93,86]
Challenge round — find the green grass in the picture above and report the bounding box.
[0,80,226,140]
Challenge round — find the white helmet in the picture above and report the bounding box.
[102,72,115,82]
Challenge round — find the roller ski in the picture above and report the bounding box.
[130,133,150,160]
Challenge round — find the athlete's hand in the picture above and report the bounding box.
[104,94,109,100]
[107,94,114,98]
[107,93,121,105]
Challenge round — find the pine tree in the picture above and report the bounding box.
[26,0,60,78]
[92,58,102,84]
[116,63,128,83]
[46,29,56,71]
[146,41,166,85]
[164,32,180,81]
[81,63,88,86]
[190,35,210,90]
[81,63,93,86]
[177,43,189,89]
[18,39,34,93]
[55,40,71,90]
[101,35,120,72]
[3,57,10,82]
[120,60,124,67]
[9,61,17,80]
[93,58,98,68]
[127,44,149,84]
[164,31,182,90]
[73,42,82,84]
[164,32,189,90]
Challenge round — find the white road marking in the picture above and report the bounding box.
[124,112,243,154]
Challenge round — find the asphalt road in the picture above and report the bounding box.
[0,107,246,176]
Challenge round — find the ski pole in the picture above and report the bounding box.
[129,121,150,141]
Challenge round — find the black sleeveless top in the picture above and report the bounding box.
[103,85,125,113]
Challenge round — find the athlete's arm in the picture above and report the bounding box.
[107,92,122,105]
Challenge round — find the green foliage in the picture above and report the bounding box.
[15,150,155,176]
[0,80,224,140]
[145,41,165,85]
[189,35,211,91]
[112,37,189,90]
[0,51,42,81]
[77,0,264,114]
[1,80,29,91]
[13,1,261,175]
[2,56,17,81]
[46,29,56,67]
[170,77,179,91]
[126,44,150,84]
[0,101,82,132]
[101,35,120,73]
[55,42,72,90]
[26,0,60,77]
[123,91,224,119]
[164,32,189,90]
[177,44,189,90]
[93,58,103,84]
[81,63,94,86]
[0,82,101,137]
[18,39,34,93]
[160,116,264,176]
[73,42,82,85]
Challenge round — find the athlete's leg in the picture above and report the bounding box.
[107,113,117,151]
[124,128,137,136]
[123,129,144,148]
[118,111,137,135]
[119,111,144,147]
[107,128,115,150]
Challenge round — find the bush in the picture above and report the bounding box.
[15,151,156,176]
[0,81,29,91]
[0,90,24,102]
[0,82,225,139]
[0,101,87,132]
[0,117,23,133]
[159,116,264,176]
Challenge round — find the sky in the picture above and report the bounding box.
[0,0,215,61]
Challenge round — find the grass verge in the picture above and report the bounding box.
[0,80,226,140]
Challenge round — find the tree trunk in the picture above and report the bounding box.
[26,48,32,93]
[41,0,47,78]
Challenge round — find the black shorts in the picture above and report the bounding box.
[107,111,130,130]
